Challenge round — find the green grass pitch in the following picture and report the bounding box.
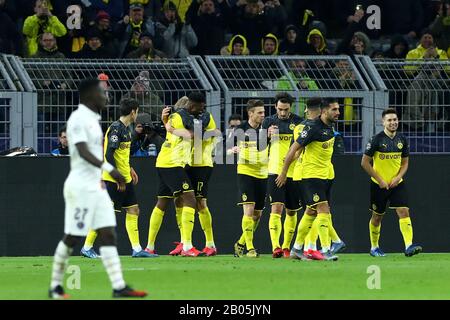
[1,254,449,300]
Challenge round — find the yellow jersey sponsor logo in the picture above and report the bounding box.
[379,153,401,160]
[313,193,320,202]
[242,193,248,201]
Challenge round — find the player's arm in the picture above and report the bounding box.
[389,157,408,188]
[361,155,389,189]
[165,113,193,138]
[275,141,303,187]
[75,142,125,184]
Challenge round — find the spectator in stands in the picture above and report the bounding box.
[231,0,271,54]
[32,32,65,58]
[279,25,303,55]
[51,126,68,156]
[23,0,67,56]
[333,59,358,126]
[405,29,448,62]
[188,0,231,55]
[162,0,193,22]
[0,0,24,56]
[371,49,385,59]
[261,0,289,37]
[228,114,242,129]
[305,28,329,55]
[115,3,159,58]
[131,112,165,157]
[220,34,250,55]
[127,31,166,60]
[339,2,380,40]
[123,71,164,122]
[77,29,110,59]
[384,34,409,59]
[429,1,450,57]
[156,1,198,58]
[261,33,279,55]
[91,10,116,58]
[130,0,162,20]
[88,0,125,23]
[337,30,372,56]
[275,59,318,115]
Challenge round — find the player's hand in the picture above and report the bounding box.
[389,176,401,189]
[275,172,287,188]
[230,146,240,154]
[110,168,126,184]
[378,179,389,190]
[131,167,139,185]
[268,125,278,138]
[161,106,171,124]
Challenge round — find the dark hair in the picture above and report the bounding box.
[382,108,397,118]
[58,125,67,137]
[247,99,264,112]
[321,98,338,109]
[228,114,242,123]
[120,98,139,116]
[306,97,323,110]
[274,92,294,106]
[188,91,206,104]
[78,78,100,101]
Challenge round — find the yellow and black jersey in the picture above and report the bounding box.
[236,121,269,179]
[364,131,409,185]
[156,108,194,168]
[262,113,303,177]
[190,111,217,168]
[296,118,335,180]
[292,118,316,181]
[103,120,133,183]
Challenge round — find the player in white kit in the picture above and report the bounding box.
[48,79,147,299]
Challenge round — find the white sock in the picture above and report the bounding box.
[146,244,154,251]
[83,245,93,250]
[50,241,73,289]
[293,243,303,251]
[99,246,126,290]
[371,246,378,251]
[322,246,330,252]
[206,241,215,248]
[132,245,142,252]
[332,239,342,244]
[183,242,193,251]
[308,242,317,251]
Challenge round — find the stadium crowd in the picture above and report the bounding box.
[0,0,449,60]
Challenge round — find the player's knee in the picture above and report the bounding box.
[371,213,383,225]
[127,206,139,216]
[197,199,207,211]
[182,192,196,208]
[62,235,81,248]
[156,198,169,211]
[316,203,329,213]
[97,228,117,246]
[174,197,183,208]
[286,210,297,217]
[396,208,409,218]
[271,204,284,214]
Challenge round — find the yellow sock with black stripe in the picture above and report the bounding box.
[316,213,330,251]
[369,220,381,250]
[182,206,196,251]
[269,213,282,251]
[238,217,259,246]
[199,207,215,248]
[175,207,183,243]
[242,215,255,250]
[293,214,315,250]
[328,214,341,246]
[126,213,141,252]
[147,207,164,250]
[399,217,413,249]
[83,230,98,250]
[282,213,297,249]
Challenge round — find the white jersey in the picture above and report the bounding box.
[65,104,104,191]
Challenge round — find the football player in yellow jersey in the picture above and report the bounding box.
[290,98,345,260]
[80,98,157,258]
[145,92,207,257]
[169,108,221,257]
[361,108,422,257]
[231,100,268,258]
[277,99,340,261]
[262,93,302,258]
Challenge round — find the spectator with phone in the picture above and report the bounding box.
[51,126,69,156]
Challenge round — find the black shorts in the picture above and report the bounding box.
[237,174,267,211]
[157,167,194,198]
[267,175,302,211]
[105,181,138,212]
[370,180,409,214]
[186,166,213,198]
[301,178,333,208]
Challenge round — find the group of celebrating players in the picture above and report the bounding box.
[48,78,422,298]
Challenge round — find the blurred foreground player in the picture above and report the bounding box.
[361,108,422,257]
[48,79,147,299]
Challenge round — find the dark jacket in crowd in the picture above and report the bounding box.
[0,10,23,55]
[31,45,66,59]
[384,34,409,59]
[278,25,305,55]
[77,43,110,59]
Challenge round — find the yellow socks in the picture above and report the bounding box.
[175,207,183,243]
[182,206,196,251]
[269,213,282,251]
[399,217,413,249]
[293,213,315,250]
[282,213,297,249]
[242,215,255,250]
[83,230,98,250]
[238,215,260,247]
[316,213,330,251]
[328,214,341,246]
[147,207,165,250]
[126,213,141,252]
[369,220,381,250]
[199,207,215,248]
